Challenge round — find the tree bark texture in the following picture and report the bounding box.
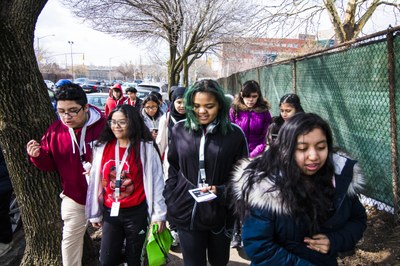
[0,0,95,265]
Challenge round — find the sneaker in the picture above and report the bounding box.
[0,243,11,257]
[170,230,180,247]
[230,234,242,248]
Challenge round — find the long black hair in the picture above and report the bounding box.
[96,105,154,161]
[242,113,336,234]
[267,93,304,144]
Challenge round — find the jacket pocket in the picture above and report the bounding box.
[163,172,196,227]
[195,200,223,228]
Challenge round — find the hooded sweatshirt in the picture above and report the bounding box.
[30,105,106,205]
[105,83,127,117]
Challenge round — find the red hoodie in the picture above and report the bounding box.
[105,83,127,117]
[30,105,106,205]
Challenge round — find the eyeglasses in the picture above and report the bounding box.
[144,106,158,110]
[57,107,83,117]
[108,120,128,127]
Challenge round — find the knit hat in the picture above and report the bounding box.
[171,86,186,102]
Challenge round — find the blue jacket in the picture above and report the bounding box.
[230,153,367,266]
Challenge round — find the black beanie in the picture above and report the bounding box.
[171,86,186,102]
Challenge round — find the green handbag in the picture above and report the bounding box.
[146,223,173,266]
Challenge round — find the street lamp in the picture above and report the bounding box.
[68,41,75,80]
[36,34,55,60]
[109,56,120,83]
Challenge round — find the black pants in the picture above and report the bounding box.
[178,227,231,266]
[100,201,148,266]
[0,190,12,244]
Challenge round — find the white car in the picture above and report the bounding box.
[86,92,109,115]
[44,80,55,90]
[121,82,137,93]
[74,77,89,86]
[136,83,168,101]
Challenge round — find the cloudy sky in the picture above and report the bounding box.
[35,0,147,67]
[35,0,398,68]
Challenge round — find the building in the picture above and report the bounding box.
[220,37,314,77]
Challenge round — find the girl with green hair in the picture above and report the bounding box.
[163,79,249,265]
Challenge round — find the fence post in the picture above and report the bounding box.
[292,60,297,94]
[387,30,399,220]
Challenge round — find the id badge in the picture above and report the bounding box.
[110,202,120,217]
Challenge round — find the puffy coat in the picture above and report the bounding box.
[163,121,248,231]
[230,153,367,266]
[229,107,271,158]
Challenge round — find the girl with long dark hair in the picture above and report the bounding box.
[230,80,272,158]
[267,93,304,145]
[86,105,166,265]
[231,113,367,266]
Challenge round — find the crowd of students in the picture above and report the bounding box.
[23,79,366,266]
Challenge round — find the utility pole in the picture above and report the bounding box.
[68,41,75,80]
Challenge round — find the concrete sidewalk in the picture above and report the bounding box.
[167,245,251,265]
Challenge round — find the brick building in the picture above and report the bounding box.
[220,37,313,77]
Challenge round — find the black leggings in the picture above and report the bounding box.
[100,201,148,266]
[178,227,231,266]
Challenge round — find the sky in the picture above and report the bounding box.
[35,0,147,67]
[35,0,398,68]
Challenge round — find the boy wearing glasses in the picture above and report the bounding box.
[26,81,106,266]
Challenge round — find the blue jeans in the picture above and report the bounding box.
[100,201,148,266]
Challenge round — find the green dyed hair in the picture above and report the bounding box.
[184,79,232,135]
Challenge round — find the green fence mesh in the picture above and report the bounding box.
[218,30,400,217]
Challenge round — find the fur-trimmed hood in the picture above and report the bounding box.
[231,96,270,113]
[230,152,365,215]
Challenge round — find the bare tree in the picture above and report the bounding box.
[253,0,400,43]
[61,0,258,87]
[116,61,135,80]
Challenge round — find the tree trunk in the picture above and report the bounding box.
[183,58,189,87]
[0,0,96,264]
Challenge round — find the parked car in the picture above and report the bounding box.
[87,92,109,115]
[82,80,108,93]
[136,83,168,101]
[73,77,89,86]
[121,82,137,93]
[136,88,152,100]
[44,80,55,90]
[48,87,56,104]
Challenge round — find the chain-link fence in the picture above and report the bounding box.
[218,26,400,220]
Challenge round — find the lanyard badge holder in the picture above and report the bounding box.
[198,132,208,188]
[188,131,217,202]
[110,141,130,217]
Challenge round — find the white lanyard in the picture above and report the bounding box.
[69,125,87,160]
[114,140,130,201]
[198,131,207,187]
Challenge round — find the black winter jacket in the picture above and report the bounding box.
[0,149,12,194]
[163,121,248,230]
